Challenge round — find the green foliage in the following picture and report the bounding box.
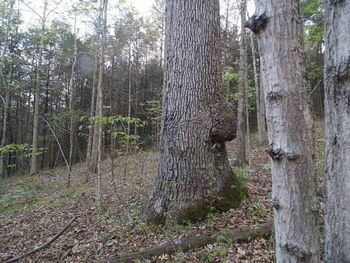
[0,184,38,214]
[247,195,267,221]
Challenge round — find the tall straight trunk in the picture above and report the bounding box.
[86,38,99,168]
[0,0,15,177]
[246,1,319,262]
[92,0,107,212]
[89,2,106,173]
[147,0,244,225]
[30,0,47,176]
[250,33,267,145]
[235,0,248,165]
[324,1,350,261]
[127,44,132,136]
[68,15,78,187]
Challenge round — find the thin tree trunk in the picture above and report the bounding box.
[246,1,320,262]
[93,0,108,213]
[324,1,350,261]
[147,0,244,225]
[235,0,248,165]
[30,0,48,176]
[90,5,105,174]
[86,36,99,176]
[0,0,15,177]
[127,44,132,136]
[250,33,267,145]
[68,14,78,187]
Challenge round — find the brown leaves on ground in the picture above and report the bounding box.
[0,125,325,262]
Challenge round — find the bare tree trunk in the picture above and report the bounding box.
[246,1,320,262]
[0,0,15,177]
[86,45,98,166]
[90,0,106,174]
[30,0,48,176]
[250,33,267,145]
[324,1,350,262]
[93,0,108,213]
[127,44,132,136]
[147,0,244,225]
[68,14,78,187]
[235,0,248,165]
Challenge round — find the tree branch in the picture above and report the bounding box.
[5,216,79,263]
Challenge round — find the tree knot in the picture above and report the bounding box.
[245,13,268,35]
[266,143,282,160]
[272,198,280,210]
[283,243,310,259]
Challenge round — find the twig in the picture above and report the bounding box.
[5,216,79,263]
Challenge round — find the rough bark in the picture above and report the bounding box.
[246,1,320,262]
[235,0,248,165]
[30,0,47,176]
[147,0,244,225]
[324,1,350,262]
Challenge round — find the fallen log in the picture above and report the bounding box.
[109,221,273,263]
[5,215,79,263]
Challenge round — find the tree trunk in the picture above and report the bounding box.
[250,33,267,145]
[68,14,78,187]
[86,36,99,176]
[0,0,15,177]
[235,0,248,165]
[90,0,106,174]
[246,1,320,262]
[324,1,350,262]
[93,0,107,213]
[30,0,47,176]
[147,0,244,225]
[127,44,132,136]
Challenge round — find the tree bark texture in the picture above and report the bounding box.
[246,0,319,262]
[235,0,248,165]
[147,0,243,225]
[324,1,350,262]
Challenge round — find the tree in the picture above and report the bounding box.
[147,0,244,224]
[0,0,16,176]
[235,0,248,165]
[67,11,78,187]
[324,1,350,261]
[246,0,319,262]
[250,33,267,145]
[29,0,48,176]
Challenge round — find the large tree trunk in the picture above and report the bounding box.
[246,1,320,262]
[30,0,47,176]
[324,1,350,261]
[147,0,244,225]
[235,0,248,165]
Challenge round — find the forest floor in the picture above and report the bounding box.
[0,122,325,263]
